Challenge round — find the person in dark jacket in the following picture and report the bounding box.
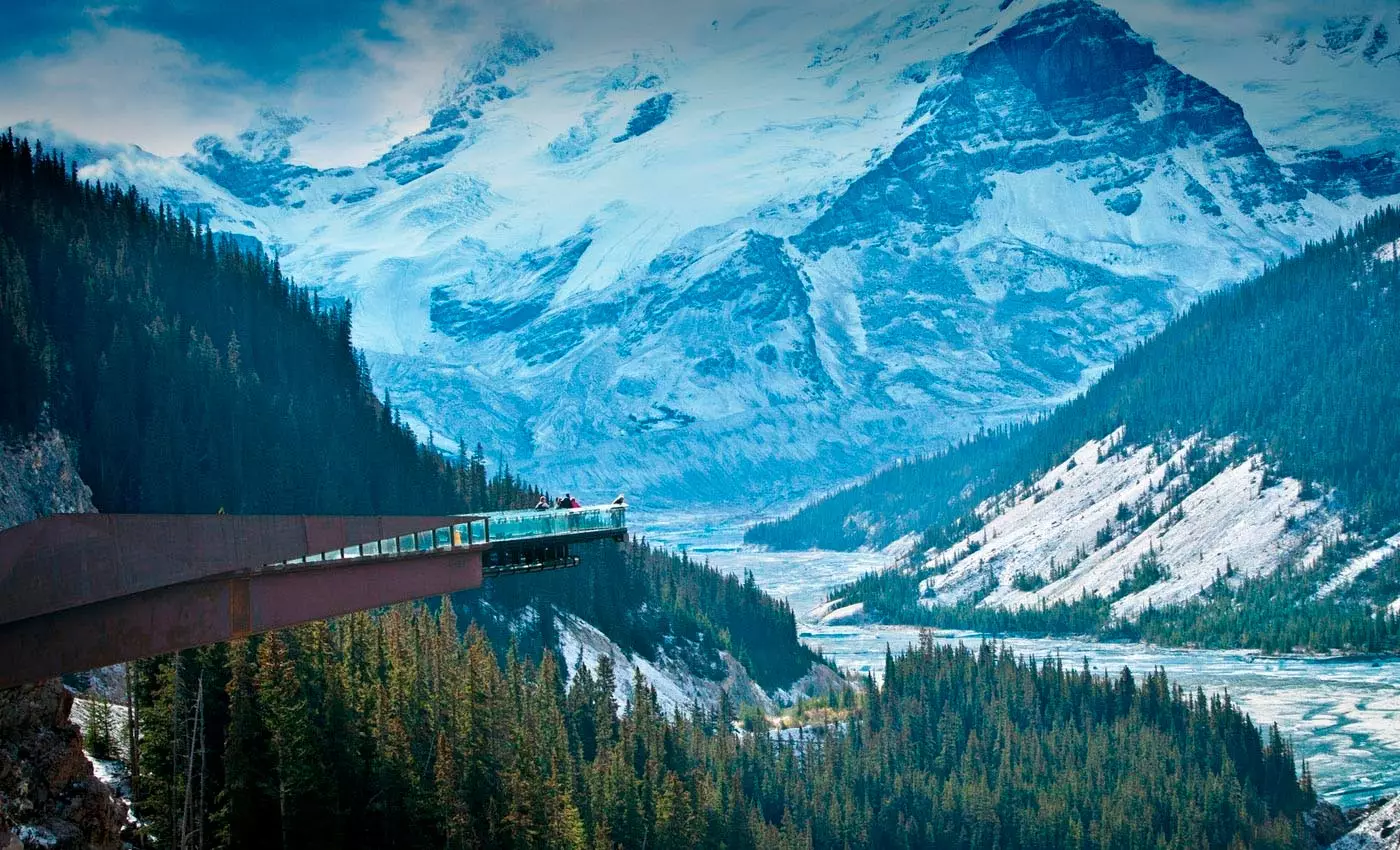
[534,495,551,511]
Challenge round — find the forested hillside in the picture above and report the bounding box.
[0,132,831,844]
[750,207,1400,553]
[747,210,1400,651]
[0,130,815,684]
[136,618,1317,850]
[0,132,481,514]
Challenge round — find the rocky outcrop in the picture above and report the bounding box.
[1333,796,1400,849]
[1308,799,1352,848]
[0,431,93,529]
[1,432,123,849]
[0,683,124,850]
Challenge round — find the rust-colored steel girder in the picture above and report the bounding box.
[0,514,485,688]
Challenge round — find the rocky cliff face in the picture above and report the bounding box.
[0,432,94,529]
[0,683,124,850]
[0,433,123,849]
[799,0,1305,249]
[1331,796,1400,849]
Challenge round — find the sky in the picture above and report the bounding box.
[0,0,1392,168]
[0,0,493,166]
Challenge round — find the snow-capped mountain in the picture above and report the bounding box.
[21,0,1400,503]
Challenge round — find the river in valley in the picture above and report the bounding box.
[638,508,1400,808]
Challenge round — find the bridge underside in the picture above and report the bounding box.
[0,510,627,688]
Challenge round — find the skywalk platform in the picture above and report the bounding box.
[0,505,626,688]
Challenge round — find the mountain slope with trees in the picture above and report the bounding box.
[750,208,1400,652]
[0,130,817,691]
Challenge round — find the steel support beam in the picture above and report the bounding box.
[0,512,628,689]
[0,513,477,626]
[0,548,483,688]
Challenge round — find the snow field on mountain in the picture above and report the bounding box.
[920,430,1327,618]
[955,152,1368,297]
[18,0,1400,502]
[1108,2,1400,154]
[264,0,989,353]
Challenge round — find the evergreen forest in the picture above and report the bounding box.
[134,622,1318,850]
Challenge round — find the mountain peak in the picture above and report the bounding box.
[38,0,1400,501]
[992,1,1155,102]
[429,29,552,132]
[184,109,320,208]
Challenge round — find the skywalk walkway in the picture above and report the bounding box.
[0,505,626,688]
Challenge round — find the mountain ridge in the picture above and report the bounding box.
[15,0,1400,503]
[760,207,1400,654]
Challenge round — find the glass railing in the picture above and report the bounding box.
[486,506,626,541]
[267,506,625,567]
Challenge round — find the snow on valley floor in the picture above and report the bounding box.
[639,508,1400,808]
[636,507,892,617]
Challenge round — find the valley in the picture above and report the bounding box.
[6,0,1400,845]
[642,508,1400,809]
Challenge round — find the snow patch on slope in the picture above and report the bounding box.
[920,431,1326,619]
[1331,794,1400,850]
[555,610,777,713]
[815,602,867,626]
[1317,534,1400,599]
[1378,239,1400,261]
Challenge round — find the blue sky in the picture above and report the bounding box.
[0,0,1386,167]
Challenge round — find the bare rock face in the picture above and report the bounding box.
[0,682,124,850]
[1,431,122,849]
[1308,799,1353,848]
[0,431,94,530]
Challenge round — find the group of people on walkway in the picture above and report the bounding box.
[533,493,626,511]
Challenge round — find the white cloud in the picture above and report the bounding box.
[0,0,491,167]
[282,1,488,166]
[0,25,260,157]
